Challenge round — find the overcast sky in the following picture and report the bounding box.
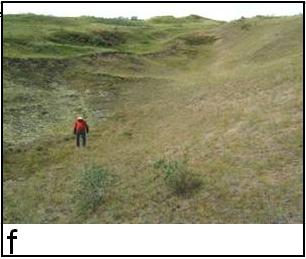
[3,3,303,21]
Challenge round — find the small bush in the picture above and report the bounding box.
[154,159,202,196]
[73,166,112,215]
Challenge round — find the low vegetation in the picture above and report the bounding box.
[49,30,126,47]
[72,165,113,217]
[154,158,202,196]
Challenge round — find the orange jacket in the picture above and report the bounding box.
[74,119,89,134]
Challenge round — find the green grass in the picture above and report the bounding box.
[3,13,223,57]
[3,14,303,223]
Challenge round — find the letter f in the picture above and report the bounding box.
[7,229,18,254]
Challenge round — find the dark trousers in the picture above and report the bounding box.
[76,132,86,147]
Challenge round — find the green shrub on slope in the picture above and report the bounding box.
[154,158,202,197]
[73,165,112,215]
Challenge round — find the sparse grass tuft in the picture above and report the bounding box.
[154,158,202,197]
[72,165,112,216]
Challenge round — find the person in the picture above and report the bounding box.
[73,116,89,147]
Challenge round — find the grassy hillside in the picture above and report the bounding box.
[3,14,303,223]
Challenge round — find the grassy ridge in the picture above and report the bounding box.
[3,14,221,58]
[3,14,303,223]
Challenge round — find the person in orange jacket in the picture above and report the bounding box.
[73,116,89,147]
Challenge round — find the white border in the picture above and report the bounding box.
[2,224,304,255]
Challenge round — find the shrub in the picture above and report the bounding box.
[154,159,202,196]
[73,165,112,215]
